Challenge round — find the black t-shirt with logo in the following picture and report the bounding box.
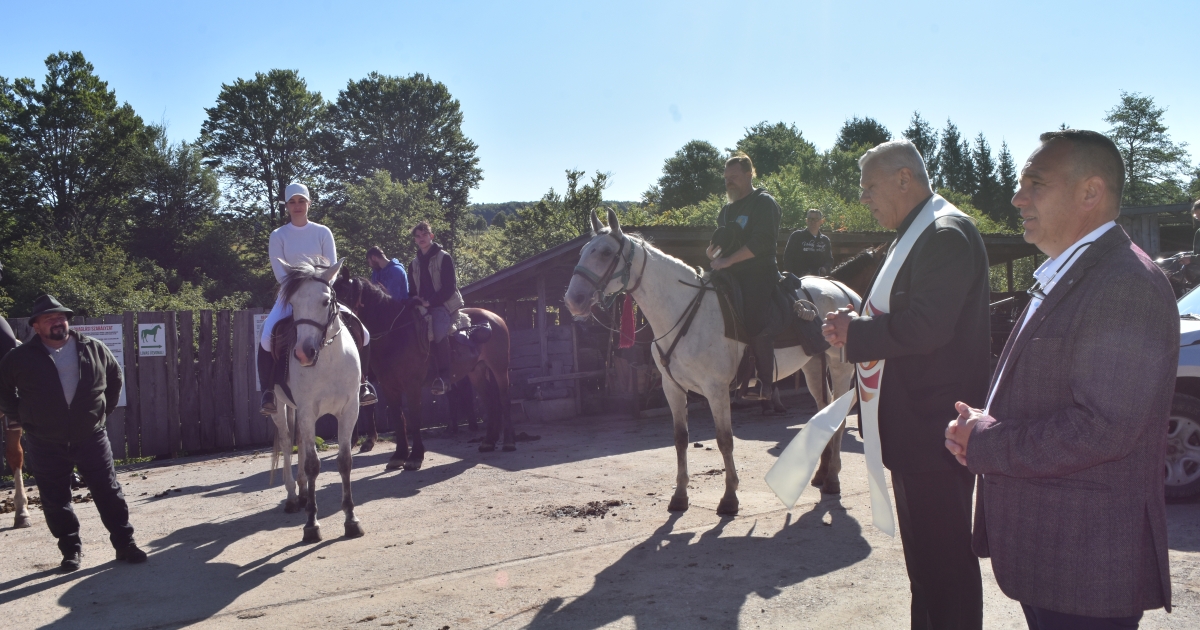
[783,229,834,277]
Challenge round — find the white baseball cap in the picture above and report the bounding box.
[284,182,310,202]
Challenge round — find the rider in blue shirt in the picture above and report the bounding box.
[367,246,409,301]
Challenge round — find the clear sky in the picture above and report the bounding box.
[3,0,1197,203]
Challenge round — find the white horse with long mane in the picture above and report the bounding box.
[268,257,364,542]
[565,209,860,515]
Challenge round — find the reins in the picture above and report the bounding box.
[291,276,341,362]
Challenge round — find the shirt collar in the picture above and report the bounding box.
[1032,221,1117,290]
[895,194,934,238]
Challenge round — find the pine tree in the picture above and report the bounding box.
[937,119,974,195]
[997,142,1018,226]
[902,111,939,183]
[971,133,1001,222]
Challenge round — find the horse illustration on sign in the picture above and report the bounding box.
[140,324,162,344]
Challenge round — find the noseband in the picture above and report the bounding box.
[292,277,340,364]
[572,234,647,308]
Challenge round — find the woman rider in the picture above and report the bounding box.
[257,183,376,414]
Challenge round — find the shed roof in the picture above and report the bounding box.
[1120,203,1192,217]
[462,226,1038,303]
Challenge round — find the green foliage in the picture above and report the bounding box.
[321,170,444,280]
[653,140,725,210]
[456,226,514,286]
[323,72,481,251]
[199,69,326,225]
[903,112,939,182]
[1,52,155,248]
[937,119,973,195]
[733,121,819,179]
[0,238,248,317]
[835,116,891,152]
[1105,91,1192,206]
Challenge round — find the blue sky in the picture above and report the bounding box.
[3,0,1197,203]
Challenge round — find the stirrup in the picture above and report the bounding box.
[744,380,772,402]
[431,377,448,396]
[260,390,277,416]
[359,382,378,406]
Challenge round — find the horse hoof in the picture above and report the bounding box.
[403,459,423,471]
[13,514,31,528]
[344,521,365,538]
[386,459,404,471]
[716,497,740,516]
[284,500,300,514]
[358,440,375,453]
[303,526,322,543]
[502,443,516,452]
[821,481,841,495]
[667,496,689,512]
[478,443,496,453]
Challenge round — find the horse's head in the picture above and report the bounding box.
[565,208,636,318]
[280,256,342,367]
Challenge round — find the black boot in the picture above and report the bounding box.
[431,338,452,396]
[358,342,377,406]
[257,346,276,415]
[749,334,776,402]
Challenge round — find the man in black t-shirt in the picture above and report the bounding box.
[711,152,782,401]
[784,209,834,277]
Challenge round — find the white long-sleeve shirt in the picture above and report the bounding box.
[268,221,337,283]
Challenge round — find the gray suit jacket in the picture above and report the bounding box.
[969,225,1174,617]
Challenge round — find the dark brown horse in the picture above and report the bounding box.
[828,242,889,298]
[334,276,515,470]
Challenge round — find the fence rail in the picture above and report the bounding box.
[6,309,267,459]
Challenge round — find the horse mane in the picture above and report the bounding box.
[278,256,331,304]
[594,228,703,280]
[829,245,883,283]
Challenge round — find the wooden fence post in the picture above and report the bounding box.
[164,311,181,457]
[197,310,216,451]
[214,310,235,450]
[177,311,201,453]
[136,312,170,457]
[122,311,141,457]
[230,310,251,447]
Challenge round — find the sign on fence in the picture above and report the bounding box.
[138,323,167,357]
[73,323,127,407]
[254,314,268,391]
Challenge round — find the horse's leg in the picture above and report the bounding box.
[297,413,322,543]
[357,400,376,453]
[404,382,425,470]
[663,379,691,512]
[802,358,833,490]
[273,407,299,512]
[707,384,740,516]
[384,386,409,470]
[818,354,856,496]
[337,401,364,538]
[496,365,516,452]
[5,425,30,528]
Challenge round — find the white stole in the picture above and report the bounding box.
[765,195,966,537]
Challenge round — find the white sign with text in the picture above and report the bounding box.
[137,323,167,357]
[74,324,127,407]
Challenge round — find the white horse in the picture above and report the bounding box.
[565,209,860,515]
[268,257,364,542]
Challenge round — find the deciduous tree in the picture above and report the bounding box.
[656,140,725,211]
[1104,91,1191,206]
[834,116,890,151]
[733,121,819,180]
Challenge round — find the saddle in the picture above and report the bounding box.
[269,310,368,403]
[413,308,492,383]
[711,270,831,393]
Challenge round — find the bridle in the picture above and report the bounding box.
[291,276,341,364]
[572,233,648,309]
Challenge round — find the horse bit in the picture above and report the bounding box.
[292,277,341,359]
[572,233,647,309]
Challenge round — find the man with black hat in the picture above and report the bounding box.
[0,294,147,572]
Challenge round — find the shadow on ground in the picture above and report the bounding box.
[524,500,871,629]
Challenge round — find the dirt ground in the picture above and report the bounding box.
[3,391,1199,630]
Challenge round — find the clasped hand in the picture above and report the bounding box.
[821,306,856,348]
[945,402,989,466]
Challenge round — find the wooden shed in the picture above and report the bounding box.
[1119,202,1194,257]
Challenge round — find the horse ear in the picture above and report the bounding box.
[607,207,622,237]
[590,209,603,235]
[320,258,344,283]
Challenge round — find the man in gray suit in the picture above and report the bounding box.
[946,130,1174,629]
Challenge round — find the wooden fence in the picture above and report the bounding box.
[6,309,269,460]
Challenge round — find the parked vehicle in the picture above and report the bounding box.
[1169,287,1200,499]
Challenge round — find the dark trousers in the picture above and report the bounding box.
[730,265,776,337]
[1022,604,1142,630]
[24,430,135,555]
[892,465,983,630]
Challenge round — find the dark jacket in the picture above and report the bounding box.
[371,258,409,301]
[716,188,781,274]
[783,229,834,277]
[845,197,992,473]
[0,330,122,444]
[969,226,1173,617]
[409,243,464,311]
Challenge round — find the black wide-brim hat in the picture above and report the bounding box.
[29,294,74,323]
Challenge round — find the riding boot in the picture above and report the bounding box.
[431,338,452,396]
[358,342,377,406]
[749,334,776,402]
[257,346,276,415]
